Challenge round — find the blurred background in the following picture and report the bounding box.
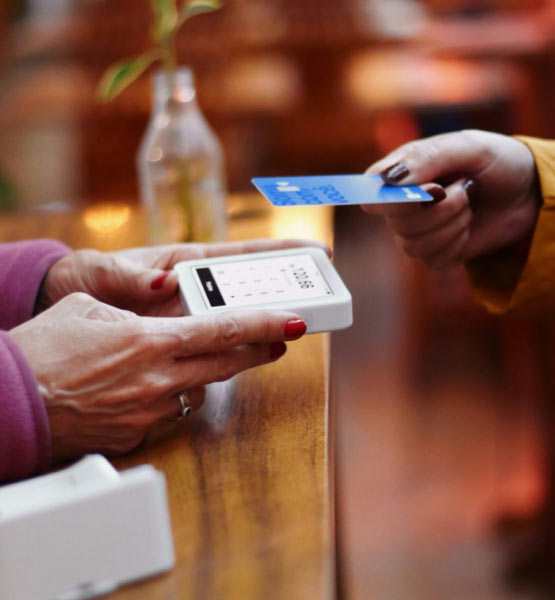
[1,0,555,598]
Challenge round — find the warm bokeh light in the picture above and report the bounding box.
[269,206,333,248]
[218,56,302,112]
[344,50,519,109]
[82,202,131,235]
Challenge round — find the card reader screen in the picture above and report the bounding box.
[194,254,333,308]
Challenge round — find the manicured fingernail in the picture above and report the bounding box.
[464,178,478,204]
[284,319,307,339]
[150,272,169,290]
[421,185,446,208]
[270,341,287,360]
[381,162,410,184]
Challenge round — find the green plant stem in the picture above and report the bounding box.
[161,36,178,88]
[177,159,195,242]
[162,31,193,240]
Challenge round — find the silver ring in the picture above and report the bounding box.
[173,391,192,421]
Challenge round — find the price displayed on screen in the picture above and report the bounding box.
[195,254,332,308]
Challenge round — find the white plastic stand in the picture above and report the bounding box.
[0,455,175,600]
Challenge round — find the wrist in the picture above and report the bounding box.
[33,254,73,314]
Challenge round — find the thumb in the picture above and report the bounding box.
[365,130,487,186]
[109,256,179,302]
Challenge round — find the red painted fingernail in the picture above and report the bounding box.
[150,272,169,290]
[284,319,307,339]
[270,341,287,360]
[421,185,446,208]
[381,162,410,184]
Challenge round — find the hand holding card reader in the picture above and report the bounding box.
[174,247,353,333]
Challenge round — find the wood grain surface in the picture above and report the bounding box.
[0,195,335,600]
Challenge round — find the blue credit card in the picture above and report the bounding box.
[251,174,433,206]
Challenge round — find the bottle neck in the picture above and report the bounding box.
[152,67,197,114]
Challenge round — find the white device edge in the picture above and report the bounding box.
[0,455,175,600]
[174,247,353,333]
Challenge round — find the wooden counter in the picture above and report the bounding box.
[0,195,335,600]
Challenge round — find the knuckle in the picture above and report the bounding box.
[94,253,118,281]
[401,139,426,157]
[252,312,274,340]
[59,292,96,314]
[460,129,495,164]
[125,316,148,338]
[459,128,481,144]
[405,139,439,165]
[122,320,157,353]
[138,371,164,396]
[216,315,242,347]
[65,291,94,305]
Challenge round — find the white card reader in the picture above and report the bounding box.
[0,455,174,600]
[174,247,353,333]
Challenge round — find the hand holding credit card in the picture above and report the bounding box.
[251,174,433,207]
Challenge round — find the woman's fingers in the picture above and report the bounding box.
[154,386,206,422]
[390,181,473,268]
[394,206,472,260]
[148,238,331,305]
[173,342,287,388]
[122,238,332,270]
[385,183,467,237]
[424,228,471,270]
[364,129,491,185]
[81,239,331,316]
[109,255,178,303]
[158,310,305,357]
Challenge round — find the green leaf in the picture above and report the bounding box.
[97,54,158,102]
[151,0,178,42]
[179,0,222,24]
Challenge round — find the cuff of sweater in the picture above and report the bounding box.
[3,239,71,329]
[0,332,51,482]
[466,136,555,316]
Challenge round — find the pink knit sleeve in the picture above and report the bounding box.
[0,240,71,482]
[0,239,71,329]
[0,332,51,482]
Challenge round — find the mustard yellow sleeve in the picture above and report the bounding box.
[466,136,555,316]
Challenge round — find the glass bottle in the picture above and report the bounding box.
[137,67,227,244]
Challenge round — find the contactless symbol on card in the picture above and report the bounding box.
[251,174,433,207]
